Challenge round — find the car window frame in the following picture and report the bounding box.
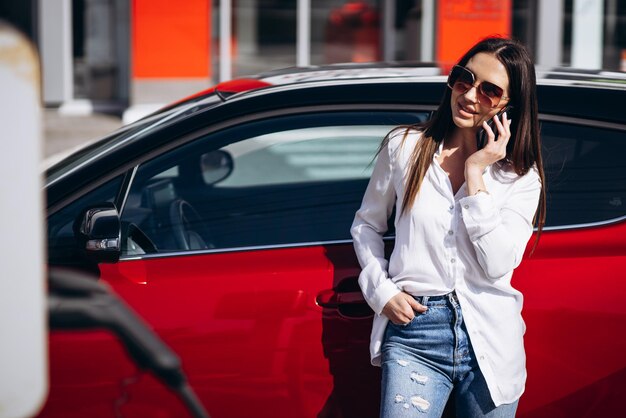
[117,108,435,260]
[537,113,626,231]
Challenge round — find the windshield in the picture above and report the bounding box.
[45,118,152,185]
[45,95,223,186]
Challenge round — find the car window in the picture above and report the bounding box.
[542,121,626,227]
[217,126,387,187]
[120,112,428,254]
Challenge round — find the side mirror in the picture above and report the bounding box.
[200,150,234,184]
[75,203,121,263]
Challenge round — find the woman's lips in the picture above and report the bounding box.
[457,102,477,118]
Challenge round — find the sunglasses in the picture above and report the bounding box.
[447,65,509,108]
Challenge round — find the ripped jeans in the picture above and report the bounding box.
[380,292,518,418]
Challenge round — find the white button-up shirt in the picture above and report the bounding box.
[350,128,541,406]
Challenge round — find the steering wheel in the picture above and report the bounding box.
[168,199,214,250]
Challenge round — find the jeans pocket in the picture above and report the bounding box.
[392,312,422,328]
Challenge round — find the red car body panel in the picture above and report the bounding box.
[40,219,626,417]
[514,222,626,417]
[42,245,379,417]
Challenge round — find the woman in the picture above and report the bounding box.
[350,36,546,417]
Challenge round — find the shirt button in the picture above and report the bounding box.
[480,355,486,361]
[449,205,454,211]
[448,230,454,235]
[450,258,456,263]
[463,204,470,209]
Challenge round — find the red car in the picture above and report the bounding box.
[43,64,626,417]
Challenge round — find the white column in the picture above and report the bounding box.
[238,0,258,56]
[537,0,564,68]
[420,0,434,62]
[0,23,47,418]
[219,0,233,82]
[297,0,310,67]
[39,0,73,104]
[571,0,604,69]
[382,0,395,61]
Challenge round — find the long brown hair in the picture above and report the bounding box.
[380,37,546,251]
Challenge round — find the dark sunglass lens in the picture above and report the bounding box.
[447,66,461,87]
[478,82,504,107]
[457,67,474,85]
[448,66,473,92]
[480,82,503,99]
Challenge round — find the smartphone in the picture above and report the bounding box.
[476,105,513,150]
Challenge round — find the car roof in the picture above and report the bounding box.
[216,66,626,124]
[174,64,626,125]
[255,62,442,83]
[148,62,443,116]
[163,63,626,106]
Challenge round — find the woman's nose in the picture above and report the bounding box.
[463,85,479,103]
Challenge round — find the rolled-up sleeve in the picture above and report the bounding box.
[351,141,400,314]
[459,168,541,280]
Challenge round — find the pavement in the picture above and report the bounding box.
[43,108,124,160]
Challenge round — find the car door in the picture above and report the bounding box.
[510,118,626,417]
[43,109,429,418]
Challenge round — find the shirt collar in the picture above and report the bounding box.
[433,139,445,159]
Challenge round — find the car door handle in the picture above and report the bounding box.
[315,289,367,308]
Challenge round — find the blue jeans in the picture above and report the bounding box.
[380,292,518,418]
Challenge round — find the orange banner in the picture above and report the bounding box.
[437,0,511,72]
[132,0,211,79]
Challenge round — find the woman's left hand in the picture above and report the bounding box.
[465,112,512,175]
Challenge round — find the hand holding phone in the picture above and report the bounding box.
[476,105,513,150]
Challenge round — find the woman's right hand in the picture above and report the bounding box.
[382,292,428,325]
